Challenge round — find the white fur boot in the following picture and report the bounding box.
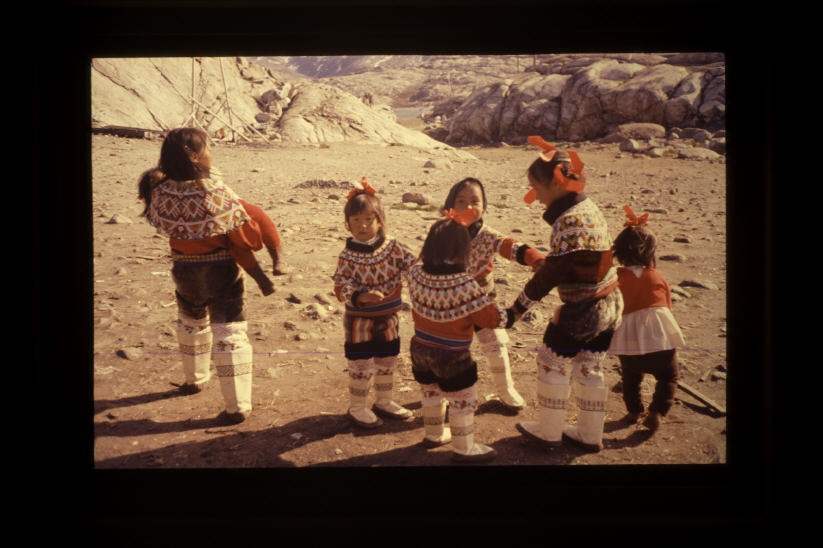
[372,356,413,420]
[563,383,608,452]
[420,383,451,447]
[177,312,212,392]
[516,372,569,447]
[211,321,254,422]
[444,385,496,463]
[478,328,525,410]
[347,359,382,428]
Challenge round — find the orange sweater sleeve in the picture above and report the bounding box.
[226,220,264,272]
[239,199,281,248]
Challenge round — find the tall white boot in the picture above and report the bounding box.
[563,383,608,452]
[420,383,451,447]
[212,321,253,423]
[347,359,382,428]
[372,356,413,420]
[478,328,525,410]
[444,385,496,463]
[177,313,212,393]
[516,373,569,447]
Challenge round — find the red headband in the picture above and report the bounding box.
[347,176,378,200]
[526,135,586,194]
[622,204,649,227]
[442,208,477,227]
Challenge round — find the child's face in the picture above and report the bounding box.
[453,184,483,222]
[528,174,558,207]
[348,210,382,241]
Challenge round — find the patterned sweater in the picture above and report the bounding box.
[408,263,508,351]
[333,235,418,317]
[513,193,618,316]
[466,221,544,291]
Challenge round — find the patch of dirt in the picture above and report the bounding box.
[92,133,727,469]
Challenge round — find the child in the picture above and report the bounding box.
[608,205,685,431]
[506,136,623,452]
[332,177,419,428]
[407,210,511,462]
[442,178,545,412]
[138,127,278,425]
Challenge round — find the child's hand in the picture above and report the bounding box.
[357,290,385,305]
[268,246,287,276]
[247,264,275,296]
[531,258,546,272]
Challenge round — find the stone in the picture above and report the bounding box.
[106,214,133,224]
[679,279,719,290]
[402,192,431,205]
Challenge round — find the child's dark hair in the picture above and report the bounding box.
[137,127,212,217]
[344,191,386,236]
[442,177,487,212]
[613,224,658,268]
[420,218,471,268]
[527,149,585,187]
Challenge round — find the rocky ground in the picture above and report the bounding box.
[91,126,728,469]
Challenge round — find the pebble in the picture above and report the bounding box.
[644,208,669,214]
[295,333,310,341]
[286,293,302,304]
[314,293,333,305]
[680,279,719,290]
[106,214,133,224]
[302,303,328,320]
[659,254,686,262]
[670,285,691,298]
[673,236,691,243]
[116,347,143,360]
[283,321,298,330]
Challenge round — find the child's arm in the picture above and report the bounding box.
[333,256,376,307]
[239,199,286,275]
[470,301,510,331]
[226,222,275,296]
[497,235,545,271]
[505,256,565,327]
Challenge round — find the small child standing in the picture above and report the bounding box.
[507,136,623,452]
[608,205,685,431]
[407,210,511,462]
[333,178,419,428]
[442,178,545,411]
[138,127,277,424]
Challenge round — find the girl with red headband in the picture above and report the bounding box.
[506,136,623,452]
[608,206,685,431]
[333,177,419,428]
[138,127,282,425]
[406,210,512,462]
[441,177,545,412]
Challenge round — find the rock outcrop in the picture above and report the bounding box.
[432,53,725,146]
[91,56,471,157]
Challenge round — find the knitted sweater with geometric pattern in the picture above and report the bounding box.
[333,234,419,318]
[408,263,508,351]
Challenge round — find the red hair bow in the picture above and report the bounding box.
[442,208,477,227]
[527,135,585,193]
[347,176,378,200]
[622,204,649,227]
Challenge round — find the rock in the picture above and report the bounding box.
[295,332,310,341]
[286,293,302,304]
[644,208,668,214]
[676,146,721,161]
[283,321,298,330]
[255,113,272,123]
[402,192,431,205]
[659,254,686,262]
[619,139,644,153]
[302,303,329,320]
[314,293,333,305]
[423,160,436,168]
[673,236,691,243]
[601,122,666,143]
[116,347,143,360]
[680,279,719,290]
[106,214,133,224]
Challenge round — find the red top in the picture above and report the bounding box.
[617,266,672,315]
[169,199,281,272]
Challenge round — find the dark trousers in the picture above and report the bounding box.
[618,349,679,415]
[171,260,246,323]
[410,338,478,392]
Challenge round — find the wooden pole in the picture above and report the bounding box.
[218,57,236,142]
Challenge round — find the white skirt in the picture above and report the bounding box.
[608,306,685,355]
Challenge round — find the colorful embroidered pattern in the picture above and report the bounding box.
[537,395,568,409]
[550,198,611,255]
[407,265,492,322]
[467,226,505,280]
[557,266,619,303]
[216,362,253,377]
[148,178,251,240]
[575,396,606,412]
[333,238,418,309]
